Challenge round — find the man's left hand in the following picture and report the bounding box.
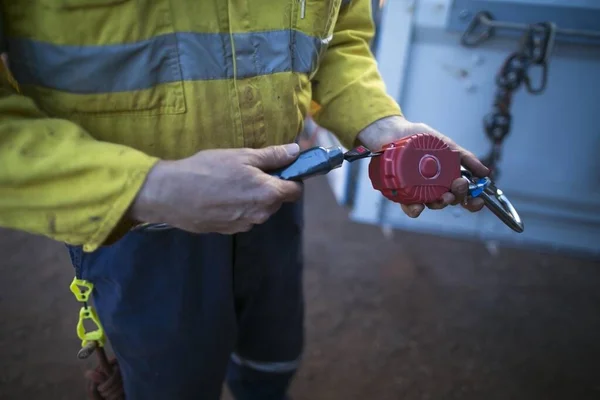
[357,116,489,218]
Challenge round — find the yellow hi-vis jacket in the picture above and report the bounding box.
[0,0,402,252]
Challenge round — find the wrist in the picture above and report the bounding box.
[127,160,172,223]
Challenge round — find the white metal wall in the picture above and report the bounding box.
[340,0,600,256]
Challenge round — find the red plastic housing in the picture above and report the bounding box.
[368,133,461,204]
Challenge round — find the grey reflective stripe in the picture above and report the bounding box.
[179,30,323,81]
[9,34,181,94]
[231,353,300,373]
[8,30,326,94]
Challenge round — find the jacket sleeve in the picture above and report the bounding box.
[0,60,159,252]
[310,0,403,149]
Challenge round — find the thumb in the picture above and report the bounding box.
[246,143,300,170]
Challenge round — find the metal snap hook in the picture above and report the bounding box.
[461,167,524,233]
[479,183,524,233]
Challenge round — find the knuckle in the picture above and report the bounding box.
[240,223,254,232]
[252,211,271,225]
[261,185,281,204]
[216,225,235,234]
[227,222,252,233]
[236,147,254,160]
[247,152,263,166]
[262,146,281,162]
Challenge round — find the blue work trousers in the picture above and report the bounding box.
[67,200,305,400]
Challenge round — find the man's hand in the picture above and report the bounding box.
[357,116,490,218]
[129,144,303,234]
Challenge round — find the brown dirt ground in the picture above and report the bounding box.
[1,176,600,400]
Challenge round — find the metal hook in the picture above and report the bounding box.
[461,11,496,47]
[529,21,557,65]
[461,167,524,233]
[479,182,524,233]
[524,21,556,94]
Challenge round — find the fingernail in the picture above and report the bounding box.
[283,143,300,157]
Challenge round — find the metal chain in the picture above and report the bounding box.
[481,21,556,179]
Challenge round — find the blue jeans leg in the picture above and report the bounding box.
[226,359,296,400]
[226,200,305,400]
[66,199,304,400]
[68,228,238,400]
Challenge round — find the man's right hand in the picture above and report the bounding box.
[129,143,303,234]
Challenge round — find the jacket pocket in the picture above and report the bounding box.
[296,0,340,40]
[12,39,188,117]
[8,0,186,116]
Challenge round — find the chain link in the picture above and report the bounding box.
[480,21,556,179]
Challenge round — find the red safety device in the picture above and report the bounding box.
[368,133,462,204]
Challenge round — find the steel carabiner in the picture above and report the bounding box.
[461,167,524,233]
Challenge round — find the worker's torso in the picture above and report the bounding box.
[1,0,342,159]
